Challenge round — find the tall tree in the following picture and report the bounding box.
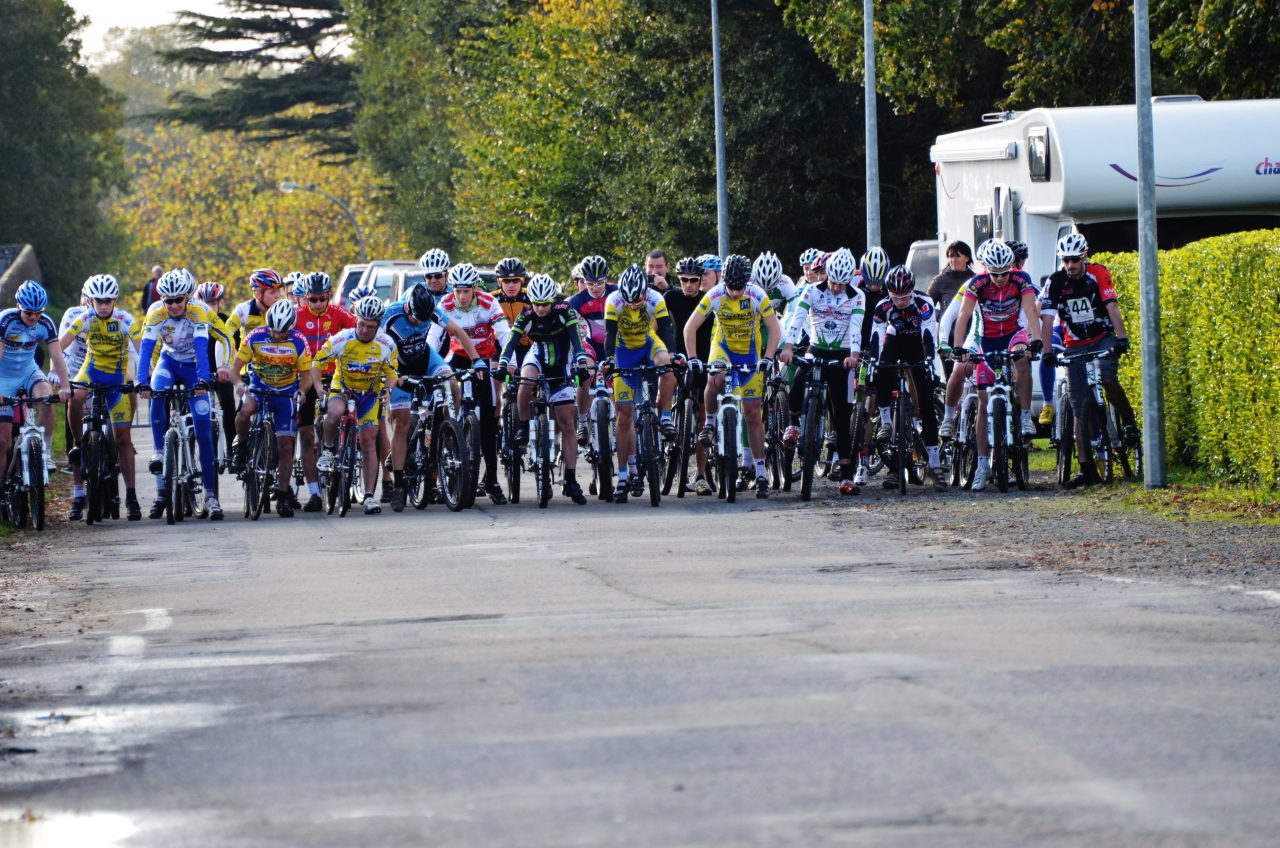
[161,0,355,159]
[0,0,126,298]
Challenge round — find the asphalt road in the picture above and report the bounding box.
[3,445,1280,846]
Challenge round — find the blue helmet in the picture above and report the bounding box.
[15,280,48,312]
[697,254,723,272]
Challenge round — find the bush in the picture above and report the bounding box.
[1093,229,1280,487]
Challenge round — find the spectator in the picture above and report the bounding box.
[139,264,163,314]
[644,249,671,293]
[926,241,973,308]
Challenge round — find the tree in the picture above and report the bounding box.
[96,25,236,121]
[110,124,410,302]
[0,0,127,299]
[161,0,356,160]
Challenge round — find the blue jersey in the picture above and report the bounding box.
[381,301,450,375]
[0,309,57,383]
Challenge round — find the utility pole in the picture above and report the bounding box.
[711,0,730,258]
[864,0,881,248]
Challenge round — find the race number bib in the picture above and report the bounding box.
[1066,297,1095,322]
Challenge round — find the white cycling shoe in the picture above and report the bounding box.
[971,462,990,492]
[317,450,335,472]
[852,464,869,487]
[938,417,956,439]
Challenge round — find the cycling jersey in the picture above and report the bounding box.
[856,284,887,355]
[0,309,57,380]
[499,302,584,370]
[871,293,939,356]
[58,306,90,377]
[783,282,865,354]
[604,289,674,355]
[296,304,356,374]
[963,270,1036,339]
[236,326,312,391]
[381,300,450,376]
[137,301,231,384]
[1038,263,1116,348]
[313,329,399,394]
[567,285,615,356]
[433,291,512,360]
[225,298,269,346]
[763,274,800,315]
[696,283,774,357]
[63,309,136,378]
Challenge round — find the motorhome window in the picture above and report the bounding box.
[1028,126,1050,182]
[974,212,993,248]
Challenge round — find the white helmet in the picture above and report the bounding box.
[448,263,482,289]
[157,269,194,299]
[859,247,889,286]
[418,248,451,274]
[353,295,386,321]
[752,251,783,288]
[617,264,648,302]
[83,274,119,300]
[978,239,1015,272]
[826,248,857,285]
[265,299,297,333]
[1056,232,1089,258]
[526,273,559,304]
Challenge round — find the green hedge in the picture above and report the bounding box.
[1092,229,1280,487]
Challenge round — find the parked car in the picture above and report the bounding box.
[335,264,367,301]
[338,260,417,305]
[904,240,940,293]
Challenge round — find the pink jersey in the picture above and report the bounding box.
[963,270,1034,339]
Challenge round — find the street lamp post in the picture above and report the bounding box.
[710,0,730,258]
[278,180,368,263]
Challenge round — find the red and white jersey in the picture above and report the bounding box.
[434,291,512,360]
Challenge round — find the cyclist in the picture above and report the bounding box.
[682,253,783,499]
[137,269,234,520]
[58,274,142,521]
[230,300,313,517]
[869,265,947,491]
[850,246,890,487]
[664,257,714,495]
[498,273,590,506]
[0,281,72,485]
[797,247,824,284]
[57,284,92,494]
[940,239,1043,449]
[284,272,305,309]
[1038,232,1138,488]
[600,264,678,503]
[697,254,722,291]
[292,272,355,511]
[430,262,513,504]
[310,295,400,515]
[382,283,480,511]
[566,255,614,446]
[779,247,865,494]
[225,268,283,348]
[196,281,237,467]
[753,250,799,317]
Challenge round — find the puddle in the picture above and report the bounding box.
[0,810,136,848]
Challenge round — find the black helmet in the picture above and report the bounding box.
[722,254,751,289]
[579,255,608,283]
[407,284,437,321]
[495,257,528,279]
[885,265,916,296]
[1006,240,1029,261]
[305,271,332,296]
[674,257,703,277]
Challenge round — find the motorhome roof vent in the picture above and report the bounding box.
[981,110,1017,123]
[1152,95,1204,104]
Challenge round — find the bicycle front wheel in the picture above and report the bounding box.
[535,414,552,509]
[503,407,522,505]
[641,414,661,507]
[1056,396,1075,486]
[800,391,822,501]
[592,396,614,501]
[895,392,910,495]
[435,417,470,512]
[83,430,104,525]
[165,429,182,525]
[246,430,267,520]
[336,431,355,517]
[721,406,739,504]
[992,396,1009,493]
[460,413,481,509]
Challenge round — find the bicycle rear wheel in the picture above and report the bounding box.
[992,396,1009,493]
[800,392,821,501]
[535,414,552,508]
[436,417,470,512]
[641,414,661,507]
[593,397,614,501]
[721,406,739,504]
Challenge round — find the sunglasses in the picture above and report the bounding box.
[425,272,446,280]
[163,297,186,305]
[307,296,330,304]
[1062,256,1084,263]
[499,277,525,285]
[678,276,701,284]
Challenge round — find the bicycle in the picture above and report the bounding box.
[500,378,525,504]
[504,372,572,509]
[238,386,296,520]
[790,357,848,501]
[971,348,1035,492]
[873,361,932,496]
[1057,347,1142,484]
[323,390,368,516]
[704,361,757,504]
[400,375,471,512]
[613,363,671,508]
[69,381,133,525]
[948,369,982,490]
[453,368,490,510]
[0,392,58,530]
[583,367,615,501]
[150,385,210,524]
[763,370,794,493]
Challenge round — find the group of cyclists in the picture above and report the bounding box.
[0,229,1141,524]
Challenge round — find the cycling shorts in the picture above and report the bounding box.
[389,354,451,412]
[709,342,762,400]
[298,385,321,427]
[248,390,297,437]
[970,329,1030,388]
[79,366,132,427]
[329,391,381,430]
[519,346,576,406]
[0,369,48,422]
[613,337,667,405]
[1066,334,1118,414]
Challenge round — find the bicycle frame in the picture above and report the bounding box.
[706,362,755,502]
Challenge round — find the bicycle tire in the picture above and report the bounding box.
[460,413,481,509]
[895,392,910,495]
[436,417,469,513]
[800,391,821,501]
[722,405,739,504]
[504,408,522,505]
[407,426,430,509]
[992,396,1010,492]
[336,430,353,517]
[535,413,552,508]
[25,440,44,531]
[246,429,266,520]
[1056,396,1074,486]
[765,388,786,491]
[1012,400,1030,491]
[83,430,104,525]
[662,396,684,496]
[164,430,181,525]
[593,397,614,501]
[641,414,661,507]
[10,453,28,529]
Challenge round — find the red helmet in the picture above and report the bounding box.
[249,268,283,290]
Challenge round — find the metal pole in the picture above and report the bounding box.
[313,187,369,263]
[863,0,880,248]
[711,0,729,258]
[1134,0,1166,487]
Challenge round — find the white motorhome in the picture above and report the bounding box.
[927,96,1280,283]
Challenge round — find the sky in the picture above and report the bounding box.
[68,0,225,59]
